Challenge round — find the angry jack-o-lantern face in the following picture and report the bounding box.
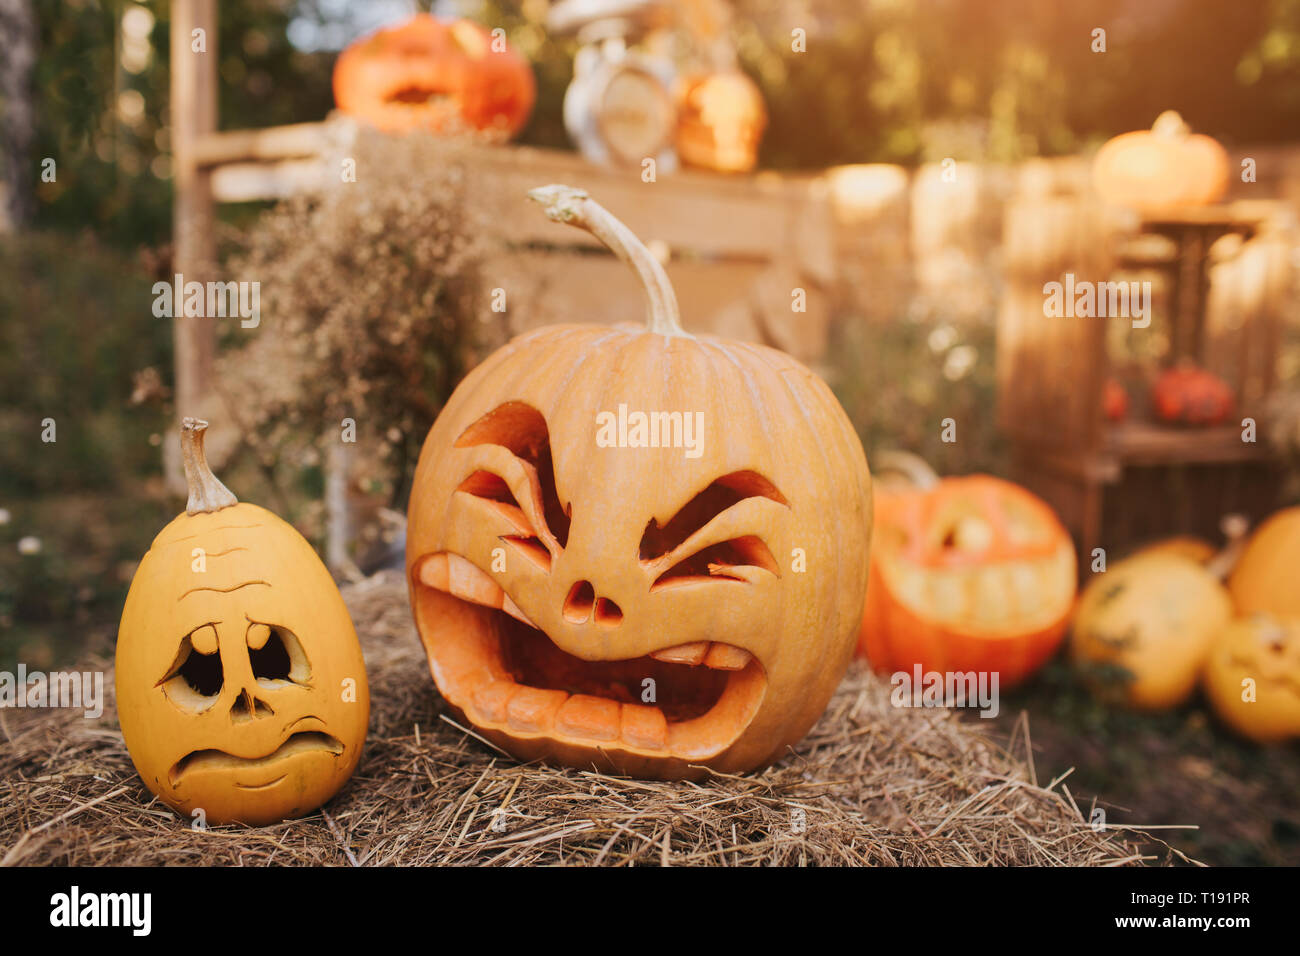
[116,420,369,826]
[406,186,871,779]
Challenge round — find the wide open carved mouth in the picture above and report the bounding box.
[168,731,343,788]
[414,552,767,761]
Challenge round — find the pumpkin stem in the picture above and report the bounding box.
[1206,513,1249,580]
[874,450,941,491]
[528,184,688,338]
[180,417,238,515]
[1151,110,1190,139]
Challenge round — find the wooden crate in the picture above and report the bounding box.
[998,193,1293,566]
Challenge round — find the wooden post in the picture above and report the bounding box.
[170,0,218,419]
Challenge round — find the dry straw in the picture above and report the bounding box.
[1,572,1179,866]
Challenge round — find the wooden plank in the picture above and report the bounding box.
[193,123,331,166]
[171,0,218,422]
[486,249,768,342]
[1106,422,1270,465]
[197,120,824,262]
[211,159,330,202]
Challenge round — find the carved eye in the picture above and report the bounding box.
[455,401,571,550]
[641,471,786,590]
[158,624,224,709]
[247,623,312,687]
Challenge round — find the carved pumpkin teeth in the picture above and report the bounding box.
[446,553,504,609]
[649,642,710,666]
[620,702,668,750]
[414,555,768,755]
[417,552,449,591]
[703,644,754,671]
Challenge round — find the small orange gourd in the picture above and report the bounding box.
[859,458,1076,689]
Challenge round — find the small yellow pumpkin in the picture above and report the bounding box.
[1203,613,1300,742]
[1228,507,1300,617]
[1071,552,1232,710]
[116,419,370,826]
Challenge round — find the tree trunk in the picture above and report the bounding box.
[0,0,37,231]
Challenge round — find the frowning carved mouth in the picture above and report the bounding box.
[414,552,767,761]
[168,731,344,788]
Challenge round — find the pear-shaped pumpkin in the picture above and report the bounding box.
[116,419,370,826]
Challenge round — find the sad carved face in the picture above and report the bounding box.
[406,323,871,779]
[117,497,370,826]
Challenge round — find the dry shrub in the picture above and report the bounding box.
[216,130,507,539]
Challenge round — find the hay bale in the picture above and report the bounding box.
[0,572,1154,866]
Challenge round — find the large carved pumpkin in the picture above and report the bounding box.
[1228,507,1300,617]
[116,420,369,826]
[1092,110,1230,212]
[332,15,535,139]
[859,468,1076,689]
[676,71,767,173]
[405,185,871,779]
[1203,613,1300,743]
[1071,552,1232,710]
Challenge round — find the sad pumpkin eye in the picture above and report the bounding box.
[158,624,224,708]
[247,622,312,686]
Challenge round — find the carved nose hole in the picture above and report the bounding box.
[594,598,622,627]
[563,581,595,623]
[230,688,275,723]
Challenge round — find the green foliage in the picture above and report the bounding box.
[0,231,172,668]
[0,231,170,494]
[827,308,1003,477]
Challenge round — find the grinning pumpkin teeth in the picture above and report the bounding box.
[703,644,754,671]
[446,553,504,609]
[650,642,710,666]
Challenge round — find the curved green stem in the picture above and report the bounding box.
[528,184,688,338]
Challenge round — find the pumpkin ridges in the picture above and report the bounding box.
[406,198,870,778]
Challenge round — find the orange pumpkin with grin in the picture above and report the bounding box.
[406,186,871,778]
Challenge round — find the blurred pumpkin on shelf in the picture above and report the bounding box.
[332,15,535,140]
[1070,517,1245,710]
[1151,361,1234,426]
[859,454,1076,689]
[1092,110,1230,212]
[676,71,767,173]
[1203,613,1300,742]
[1228,507,1300,618]
[1103,378,1128,422]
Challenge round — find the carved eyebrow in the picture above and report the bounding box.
[455,401,570,548]
[178,581,270,601]
[640,471,788,560]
